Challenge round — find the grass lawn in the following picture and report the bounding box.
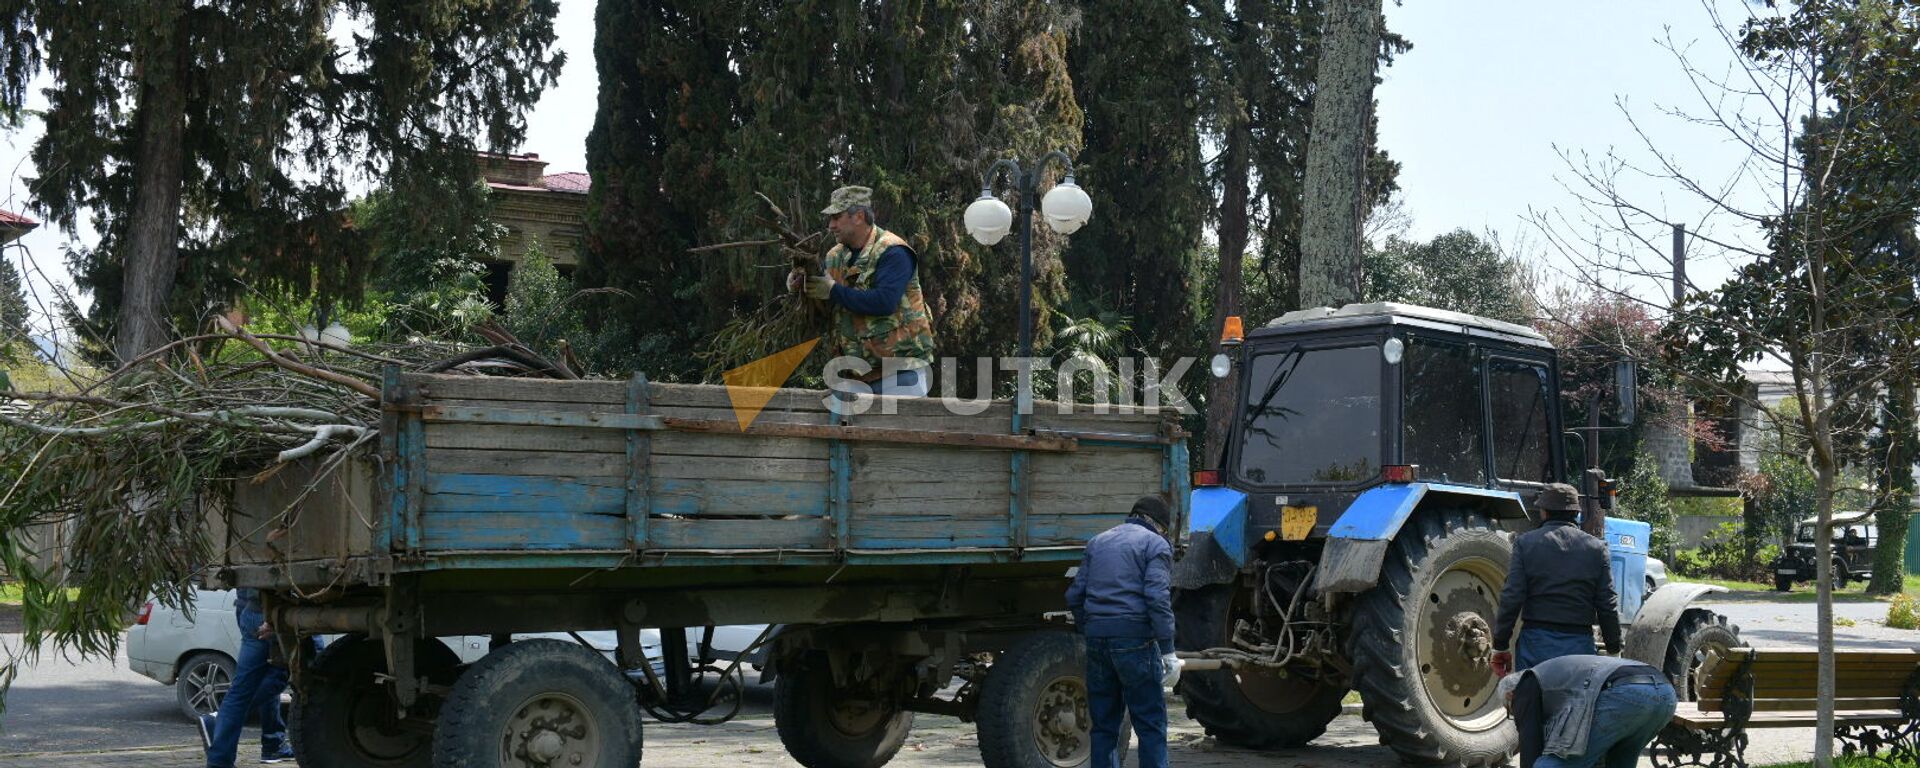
[1673,573,1920,603]
[0,580,81,606]
[1759,758,1916,768]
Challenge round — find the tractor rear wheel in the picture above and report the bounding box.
[1662,609,1743,702]
[1346,508,1515,767]
[1173,584,1345,748]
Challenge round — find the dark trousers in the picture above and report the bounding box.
[1084,636,1168,768]
[1517,626,1595,671]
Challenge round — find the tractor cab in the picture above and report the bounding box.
[1193,303,1565,569]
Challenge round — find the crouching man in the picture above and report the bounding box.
[1499,653,1678,768]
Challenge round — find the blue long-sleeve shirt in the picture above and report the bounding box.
[829,245,916,316]
[1066,518,1175,653]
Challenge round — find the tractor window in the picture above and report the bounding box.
[1489,359,1554,483]
[1235,344,1382,485]
[1402,339,1486,485]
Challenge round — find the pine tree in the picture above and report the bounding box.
[0,1,564,362]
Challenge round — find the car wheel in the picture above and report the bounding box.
[176,651,236,721]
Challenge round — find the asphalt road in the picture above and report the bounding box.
[2,596,1909,767]
[1,636,188,756]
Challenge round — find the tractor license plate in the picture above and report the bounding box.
[1280,505,1318,540]
[1777,569,1797,575]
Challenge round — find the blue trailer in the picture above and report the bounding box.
[212,371,1188,768]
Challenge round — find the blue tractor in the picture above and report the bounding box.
[1175,303,1740,766]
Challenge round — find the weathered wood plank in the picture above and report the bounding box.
[425,449,627,479]
[409,373,627,404]
[426,397,834,425]
[426,423,625,453]
[421,510,625,550]
[649,383,831,413]
[646,517,829,549]
[424,474,625,515]
[1029,515,1125,545]
[656,433,830,460]
[653,477,828,517]
[850,516,1011,548]
[655,455,829,482]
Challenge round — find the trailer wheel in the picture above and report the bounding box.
[1173,584,1344,748]
[1773,574,1793,592]
[976,632,1133,768]
[1347,508,1516,768]
[433,638,644,768]
[774,651,914,768]
[1662,609,1743,702]
[291,635,460,768]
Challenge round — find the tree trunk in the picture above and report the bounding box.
[1203,109,1252,469]
[1295,0,1379,309]
[1869,367,1915,595]
[114,5,190,363]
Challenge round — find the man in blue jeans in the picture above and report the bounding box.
[1490,483,1622,675]
[1066,495,1179,768]
[1500,653,1678,768]
[198,588,297,767]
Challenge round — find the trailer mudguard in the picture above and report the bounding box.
[1315,483,1529,594]
[1622,583,1727,667]
[1173,487,1250,589]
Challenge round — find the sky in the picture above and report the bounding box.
[0,0,1799,340]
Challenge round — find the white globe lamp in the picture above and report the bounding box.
[1040,177,1093,235]
[964,194,1014,246]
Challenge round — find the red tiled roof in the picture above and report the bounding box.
[541,172,591,194]
[0,208,38,229]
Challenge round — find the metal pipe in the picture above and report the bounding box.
[272,604,378,634]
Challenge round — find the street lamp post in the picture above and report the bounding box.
[963,151,1094,361]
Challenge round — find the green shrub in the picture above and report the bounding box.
[1671,521,1780,582]
[1890,594,1920,630]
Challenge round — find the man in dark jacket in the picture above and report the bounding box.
[1066,495,1177,768]
[1491,483,1622,675]
[1500,653,1677,768]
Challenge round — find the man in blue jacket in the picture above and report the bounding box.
[1066,495,1178,768]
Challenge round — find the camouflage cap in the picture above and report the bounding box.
[821,185,873,216]
[1535,483,1582,513]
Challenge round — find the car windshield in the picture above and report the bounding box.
[1235,343,1383,485]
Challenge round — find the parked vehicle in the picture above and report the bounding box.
[1770,510,1878,591]
[1178,303,1742,767]
[128,588,764,721]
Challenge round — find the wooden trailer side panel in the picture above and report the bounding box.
[219,373,1186,567]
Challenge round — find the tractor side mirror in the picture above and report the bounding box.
[1562,431,1589,477]
[1611,360,1638,425]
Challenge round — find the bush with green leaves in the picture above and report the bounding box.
[1889,594,1920,631]
[1618,445,1679,556]
[1672,521,1782,582]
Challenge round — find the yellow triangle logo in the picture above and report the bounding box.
[723,337,821,430]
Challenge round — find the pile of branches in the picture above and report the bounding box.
[692,192,833,378]
[0,319,579,702]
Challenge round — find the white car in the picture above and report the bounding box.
[127,589,768,720]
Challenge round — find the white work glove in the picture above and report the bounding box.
[786,270,805,293]
[804,276,835,301]
[1161,653,1183,689]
